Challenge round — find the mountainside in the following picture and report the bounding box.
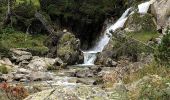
[0,0,170,100]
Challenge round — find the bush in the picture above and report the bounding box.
[155,29,170,67]
[0,82,29,100]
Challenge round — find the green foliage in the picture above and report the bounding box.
[0,27,48,55]
[0,65,8,74]
[123,62,170,84]
[16,0,40,8]
[112,35,154,61]
[155,29,170,67]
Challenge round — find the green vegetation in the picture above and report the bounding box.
[0,28,48,55]
[123,62,170,84]
[127,31,159,43]
[16,0,40,8]
[155,29,170,67]
[0,64,8,74]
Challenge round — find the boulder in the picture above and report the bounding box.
[24,85,112,100]
[125,13,157,32]
[0,74,8,82]
[10,49,32,62]
[57,33,81,65]
[95,35,118,67]
[28,71,54,81]
[13,74,25,81]
[151,0,170,32]
[27,57,57,71]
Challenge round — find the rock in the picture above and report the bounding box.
[76,78,95,85]
[19,60,29,68]
[95,38,116,66]
[73,68,95,78]
[17,68,31,74]
[0,74,8,82]
[24,85,112,100]
[63,29,67,33]
[151,0,170,32]
[2,58,12,66]
[10,49,32,62]
[105,58,117,67]
[28,71,54,81]
[125,13,156,32]
[108,83,128,100]
[13,74,25,81]
[57,33,81,65]
[155,37,162,44]
[27,57,57,71]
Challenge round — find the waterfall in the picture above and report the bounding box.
[138,2,151,14]
[82,1,152,65]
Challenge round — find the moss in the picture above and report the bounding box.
[0,64,8,74]
[57,33,76,55]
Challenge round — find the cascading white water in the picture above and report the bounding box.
[82,1,152,65]
[138,2,151,14]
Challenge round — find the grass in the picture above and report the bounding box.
[123,61,170,84]
[127,31,159,43]
[0,28,48,55]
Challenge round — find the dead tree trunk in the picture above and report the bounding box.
[35,12,56,35]
[4,0,12,25]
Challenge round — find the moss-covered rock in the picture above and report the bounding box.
[125,13,157,32]
[57,32,80,65]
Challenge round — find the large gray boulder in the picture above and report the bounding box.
[27,57,62,71]
[10,49,32,62]
[151,0,170,32]
[24,85,112,100]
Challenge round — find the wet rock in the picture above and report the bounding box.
[76,78,95,85]
[28,71,54,81]
[73,68,95,78]
[10,49,32,62]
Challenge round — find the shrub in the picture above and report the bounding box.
[155,28,170,67]
[0,82,29,100]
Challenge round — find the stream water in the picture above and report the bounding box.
[82,1,152,65]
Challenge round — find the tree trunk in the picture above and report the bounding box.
[3,0,12,25]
